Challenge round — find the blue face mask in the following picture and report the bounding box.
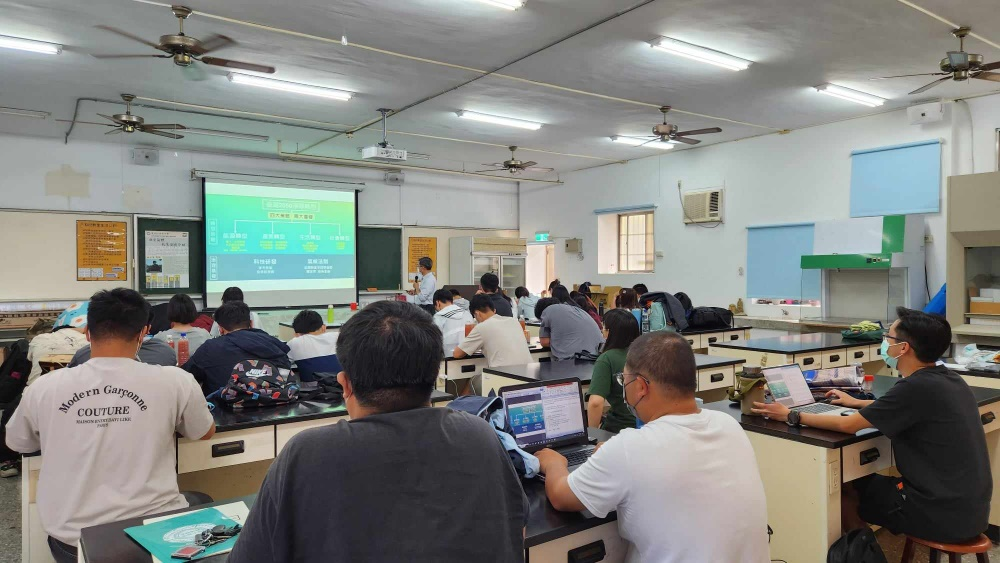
[879,339,901,370]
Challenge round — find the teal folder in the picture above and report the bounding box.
[124,507,239,561]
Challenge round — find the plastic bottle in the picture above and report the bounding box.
[862,374,874,395]
[327,304,335,324]
[166,335,174,349]
[176,332,190,367]
[641,308,650,333]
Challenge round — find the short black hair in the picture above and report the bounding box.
[626,332,696,395]
[337,301,440,412]
[215,301,252,331]
[480,272,500,293]
[418,257,433,270]
[515,286,529,299]
[433,289,454,306]
[894,307,951,363]
[449,288,462,297]
[293,310,324,334]
[535,297,557,320]
[470,294,496,314]
[87,288,151,341]
[221,286,245,303]
[618,288,638,309]
[633,283,649,296]
[167,294,198,325]
[603,309,641,351]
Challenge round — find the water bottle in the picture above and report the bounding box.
[861,374,874,395]
[176,332,190,367]
[641,308,650,333]
[327,304,335,324]
[166,335,174,350]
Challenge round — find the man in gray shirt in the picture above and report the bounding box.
[537,298,605,361]
[69,309,177,367]
[229,301,528,563]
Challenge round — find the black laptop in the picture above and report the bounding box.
[499,377,595,471]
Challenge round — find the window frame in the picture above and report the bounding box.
[617,210,654,273]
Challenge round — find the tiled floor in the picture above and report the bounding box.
[877,529,1000,562]
[0,473,20,563]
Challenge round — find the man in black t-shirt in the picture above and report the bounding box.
[753,307,991,543]
[229,301,528,563]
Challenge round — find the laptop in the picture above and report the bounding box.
[762,364,856,416]
[499,378,595,472]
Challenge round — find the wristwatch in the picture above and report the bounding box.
[786,410,802,427]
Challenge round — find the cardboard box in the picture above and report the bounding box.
[970,301,1000,315]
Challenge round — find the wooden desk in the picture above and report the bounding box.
[78,429,625,563]
[709,332,886,373]
[702,376,1000,563]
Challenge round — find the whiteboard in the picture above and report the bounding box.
[812,217,883,255]
[0,210,133,301]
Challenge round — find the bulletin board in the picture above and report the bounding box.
[407,236,437,277]
[76,220,129,281]
[135,216,204,295]
[0,210,133,301]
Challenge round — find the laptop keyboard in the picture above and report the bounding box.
[565,448,594,467]
[795,403,841,414]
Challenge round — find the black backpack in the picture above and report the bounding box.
[827,528,887,563]
[674,292,694,315]
[687,307,734,331]
[0,339,31,405]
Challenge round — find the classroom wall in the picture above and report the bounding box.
[0,133,518,229]
[518,100,989,310]
[401,226,519,287]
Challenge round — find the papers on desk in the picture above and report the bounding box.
[125,501,249,562]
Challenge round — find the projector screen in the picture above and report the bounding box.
[203,180,358,308]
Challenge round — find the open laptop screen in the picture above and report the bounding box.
[502,380,587,449]
[762,364,816,409]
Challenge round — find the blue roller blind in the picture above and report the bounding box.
[849,140,941,217]
[746,223,820,300]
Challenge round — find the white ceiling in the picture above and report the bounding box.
[1,0,999,177]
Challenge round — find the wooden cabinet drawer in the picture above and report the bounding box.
[723,330,744,343]
[526,521,628,563]
[683,334,702,349]
[697,365,735,392]
[276,416,348,453]
[847,346,871,364]
[702,332,725,347]
[870,344,883,361]
[842,436,892,483]
[445,358,486,379]
[177,426,275,474]
[822,349,848,369]
[793,353,821,369]
[980,404,1000,434]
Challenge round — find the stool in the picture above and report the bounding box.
[900,534,991,563]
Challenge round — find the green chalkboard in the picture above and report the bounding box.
[358,227,402,291]
[136,217,204,295]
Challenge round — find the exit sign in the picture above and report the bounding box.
[535,232,550,242]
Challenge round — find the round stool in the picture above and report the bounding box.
[900,533,991,563]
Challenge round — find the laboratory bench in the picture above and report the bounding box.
[702,375,1000,563]
[523,321,753,353]
[76,429,626,563]
[708,332,887,372]
[437,339,551,394]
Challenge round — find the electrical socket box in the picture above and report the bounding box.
[130,148,159,166]
[907,102,944,125]
[384,172,405,186]
[829,461,841,494]
[565,238,582,253]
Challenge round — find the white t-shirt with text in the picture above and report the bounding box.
[5,358,214,545]
[567,409,770,563]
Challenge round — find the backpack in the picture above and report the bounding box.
[674,292,694,316]
[215,359,300,409]
[0,339,30,405]
[640,292,689,332]
[687,307,734,331]
[827,528,888,563]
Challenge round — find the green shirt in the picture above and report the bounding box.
[588,347,636,433]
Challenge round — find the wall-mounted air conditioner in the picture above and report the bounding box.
[682,189,723,224]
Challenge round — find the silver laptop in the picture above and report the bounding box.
[762,364,855,416]
[500,378,595,472]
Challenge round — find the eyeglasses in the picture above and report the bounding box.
[884,335,911,345]
[615,371,648,389]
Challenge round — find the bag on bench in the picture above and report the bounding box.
[215,359,300,409]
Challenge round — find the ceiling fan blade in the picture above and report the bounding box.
[142,129,184,139]
[909,76,951,95]
[869,72,948,80]
[637,138,663,147]
[521,161,538,168]
[91,54,170,60]
[671,136,701,145]
[674,127,722,136]
[200,57,275,74]
[524,167,555,172]
[94,25,162,49]
[182,63,209,81]
[974,71,1000,83]
[143,124,187,130]
[104,128,123,135]
[191,34,235,55]
[948,51,970,70]
[978,61,1000,72]
[96,113,119,123]
[475,168,507,173]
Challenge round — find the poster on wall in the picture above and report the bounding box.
[76,220,128,281]
[144,230,191,289]
[407,236,437,282]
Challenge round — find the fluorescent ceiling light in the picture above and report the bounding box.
[227,73,353,101]
[650,37,751,71]
[813,84,886,107]
[184,128,269,142]
[0,35,62,55]
[456,110,542,130]
[0,106,50,119]
[474,0,524,9]
[611,136,674,149]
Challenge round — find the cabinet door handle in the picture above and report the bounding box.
[854,351,865,359]
[461,364,476,373]
[982,411,996,426]
[707,336,718,344]
[710,373,724,383]
[802,357,815,366]
[829,355,841,362]
[567,540,606,563]
[730,334,739,340]
[859,448,881,466]
[211,441,245,458]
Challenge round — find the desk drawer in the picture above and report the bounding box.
[793,353,821,369]
[697,366,735,392]
[723,330,744,343]
[702,332,724,347]
[842,436,892,483]
[847,346,871,364]
[276,416,348,452]
[980,404,1000,434]
[822,349,848,369]
[446,358,485,378]
[683,334,702,349]
[177,426,275,474]
[526,521,628,563]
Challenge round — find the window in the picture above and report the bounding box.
[618,211,654,273]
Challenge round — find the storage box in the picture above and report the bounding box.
[970,301,1000,315]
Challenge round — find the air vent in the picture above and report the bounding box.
[682,189,724,224]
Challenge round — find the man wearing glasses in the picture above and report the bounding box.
[753,308,991,544]
[534,331,769,562]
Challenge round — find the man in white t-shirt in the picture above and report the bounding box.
[455,295,531,394]
[535,331,770,563]
[433,289,473,356]
[5,288,216,563]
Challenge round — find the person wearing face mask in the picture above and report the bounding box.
[535,331,769,563]
[4,288,216,563]
[752,307,991,544]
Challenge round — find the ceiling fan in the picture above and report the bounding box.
[637,106,722,146]
[870,27,1000,95]
[91,5,275,78]
[95,94,186,139]
[477,146,554,174]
